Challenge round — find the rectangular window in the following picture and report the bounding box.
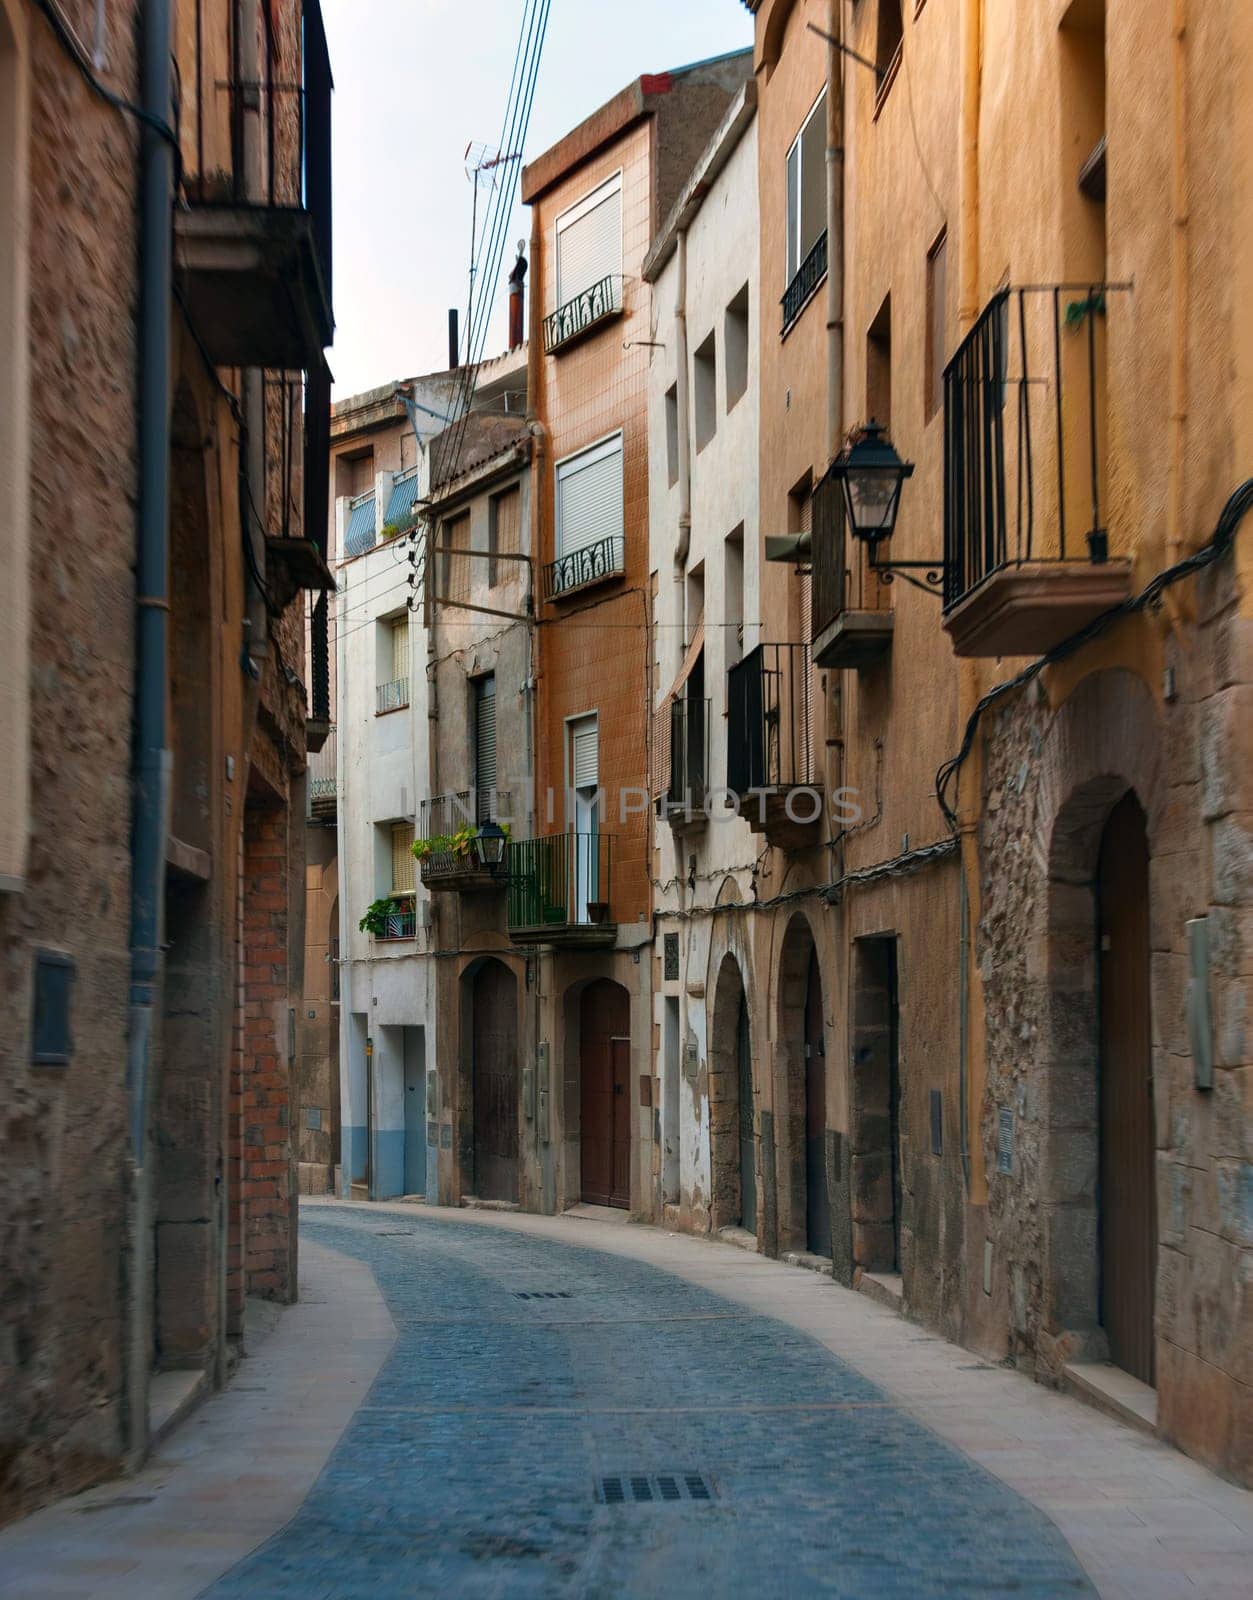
[694,331,717,454]
[724,524,745,667]
[925,230,947,423]
[390,821,415,894]
[867,293,892,435]
[665,384,679,488]
[555,432,624,569]
[724,284,749,412]
[786,90,827,284]
[474,674,497,818]
[439,511,471,604]
[556,172,622,308]
[488,484,520,587]
[570,714,599,791]
[390,616,409,684]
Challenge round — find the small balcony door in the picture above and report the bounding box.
[569,714,599,921]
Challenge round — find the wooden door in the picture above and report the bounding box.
[580,980,631,1208]
[472,962,518,1202]
[736,993,756,1233]
[805,948,831,1256]
[1098,792,1156,1385]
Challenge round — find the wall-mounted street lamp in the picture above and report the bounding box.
[473,820,508,876]
[829,421,942,595]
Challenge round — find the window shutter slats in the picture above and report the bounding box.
[571,721,599,790]
[475,676,497,800]
[556,437,623,562]
[556,178,621,306]
[391,822,415,893]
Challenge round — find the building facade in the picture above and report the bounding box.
[515,52,753,1219]
[725,0,1253,1485]
[0,0,334,1521]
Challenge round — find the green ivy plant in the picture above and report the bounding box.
[359,897,407,937]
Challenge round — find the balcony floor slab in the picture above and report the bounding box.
[944,560,1133,659]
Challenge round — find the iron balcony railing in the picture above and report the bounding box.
[307,725,336,815]
[781,230,828,334]
[507,833,614,935]
[376,677,409,715]
[543,273,623,354]
[543,534,624,601]
[662,697,710,817]
[727,643,817,795]
[943,283,1124,612]
[381,901,416,940]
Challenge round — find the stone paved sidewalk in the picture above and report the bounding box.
[0,1199,1248,1599]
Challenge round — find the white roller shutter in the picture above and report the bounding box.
[556,434,623,561]
[556,175,622,306]
[571,717,599,790]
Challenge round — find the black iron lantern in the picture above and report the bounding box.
[474,820,507,875]
[831,420,914,544]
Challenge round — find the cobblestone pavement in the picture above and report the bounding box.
[205,1205,1093,1599]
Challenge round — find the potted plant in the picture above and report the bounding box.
[359,897,401,937]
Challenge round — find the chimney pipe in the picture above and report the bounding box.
[508,241,528,352]
[448,308,459,370]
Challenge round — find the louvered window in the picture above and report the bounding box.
[570,716,599,790]
[556,174,622,308]
[390,617,410,682]
[439,512,471,605]
[474,675,497,819]
[488,485,520,588]
[555,434,623,566]
[391,822,415,894]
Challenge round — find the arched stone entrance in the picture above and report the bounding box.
[776,913,829,1256]
[709,954,756,1236]
[467,959,519,1203]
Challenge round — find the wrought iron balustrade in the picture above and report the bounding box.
[781,231,828,334]
[376,677,409,715]
[726,643,817,795]
[507,833,614,937]
[943,283,1124,612]
[381,902,416,940]
[543,535,624,601]
[543,274,623,354]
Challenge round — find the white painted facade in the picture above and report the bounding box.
[646,91,760,1230]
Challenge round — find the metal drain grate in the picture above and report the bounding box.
[514,1290,574,1300]
[596,1472,715,1505]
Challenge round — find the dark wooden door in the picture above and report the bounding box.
[580,980,631,1208]
[1098,792,1156,1385]
[736,993,756,1233]
[805,948,831,1256]
[472,962,518,1202]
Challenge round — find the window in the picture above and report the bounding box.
[724,525,745,667]
[724,284,749,412]
[685,561,705,651]
[554,432,624,589]
[665,383,679,488]
[439,510,471,605]
[876,0,904,90]
[867,293,892,434]
[556,172,622,309]
[377,614,410,713]
[694,331,717,454]
[786,90,827,285]
[569,715,599,793]
[390,822,415,894]
[488,484,520,587]
[473,675,497,819]
[788,476,814,647]
[925,230,947,423]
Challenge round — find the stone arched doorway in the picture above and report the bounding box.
[776,914,829,1256]
[468,959,519,1203]
[709,954,756,1236]
[579,979,631,1208]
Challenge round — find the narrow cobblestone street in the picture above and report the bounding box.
[3,1201,1250,1599]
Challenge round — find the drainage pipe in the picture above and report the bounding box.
[673,227,692,644]
[126,0,174,1463]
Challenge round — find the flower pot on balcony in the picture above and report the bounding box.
[586,900,610,925]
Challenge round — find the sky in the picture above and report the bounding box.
[322,0,754,398]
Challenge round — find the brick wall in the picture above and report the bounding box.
[240,801,298,1302]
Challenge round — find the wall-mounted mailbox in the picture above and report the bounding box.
[522,1064,535,1119]
[426,1073,439,1116]
[682,1038,699,1081]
